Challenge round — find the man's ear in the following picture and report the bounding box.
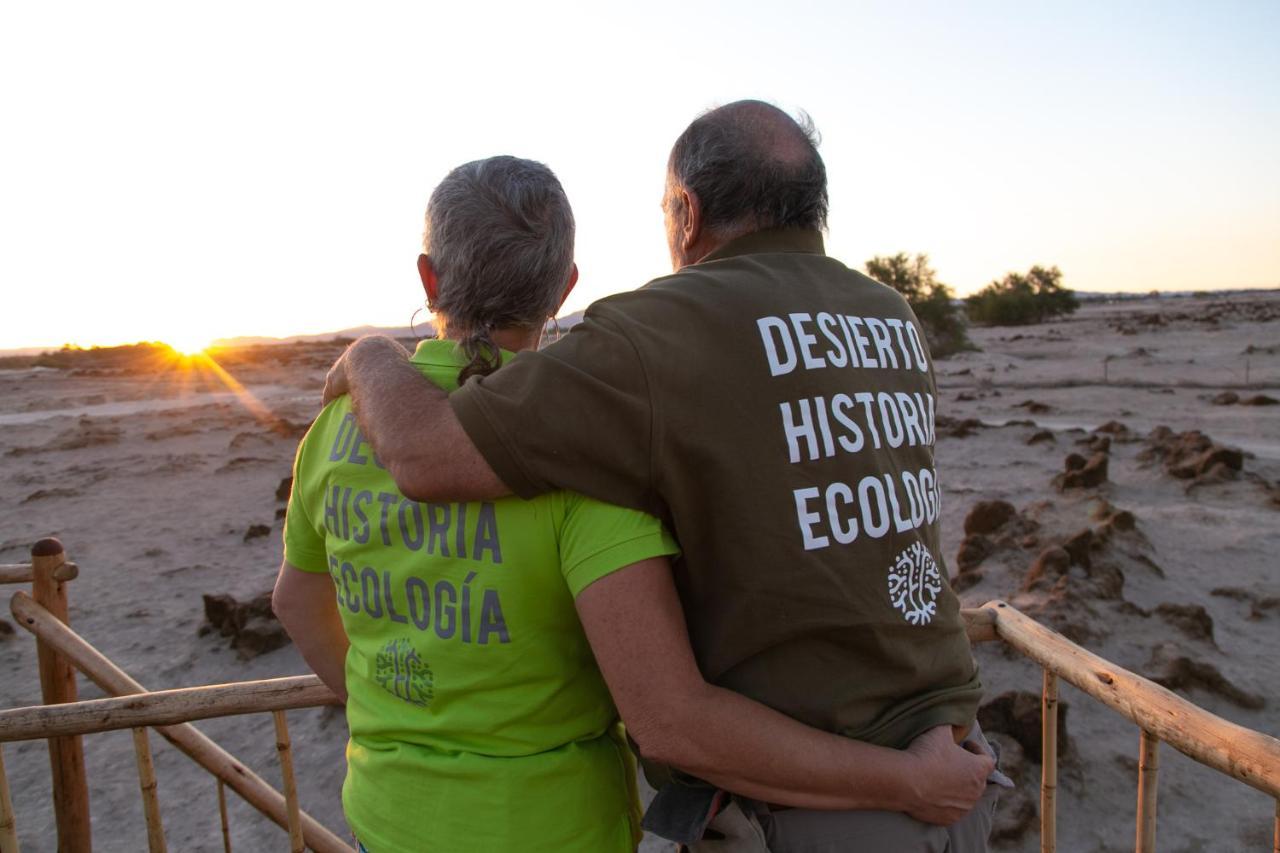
[680,188,703,255]
[418,254,439,308]
[555,263,579,312]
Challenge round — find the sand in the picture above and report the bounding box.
[1,293,1276,852]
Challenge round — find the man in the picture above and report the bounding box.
[326,101,1000,850]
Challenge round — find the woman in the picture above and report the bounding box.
[274,155,993,852]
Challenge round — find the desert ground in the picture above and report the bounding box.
[1,292,1277,852]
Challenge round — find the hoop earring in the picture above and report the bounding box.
[410,306,427,340]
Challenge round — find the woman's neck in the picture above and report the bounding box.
[439,325,541,354]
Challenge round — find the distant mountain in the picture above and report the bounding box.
[0,311,591,359]
[210,323,427,348]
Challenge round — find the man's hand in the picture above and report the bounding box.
[322,336,408,406]
[322,349,351,405]
[901,725,995,825]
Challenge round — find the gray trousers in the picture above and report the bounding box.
[690,724,1004,853]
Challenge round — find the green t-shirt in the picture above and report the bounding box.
[285,339,678,853]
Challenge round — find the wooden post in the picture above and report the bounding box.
[1135,730,1159,853]
[0,745,18,853]
[1041,669,1058,853]
[30,538,91,852]
[9,592,350,853]
[130,728,166,853]
[271,712,304,853]
[217,782,231,853]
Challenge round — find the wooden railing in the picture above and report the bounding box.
[1,540,1278,852]
[0,539,349,853]
[975,600,1280,853]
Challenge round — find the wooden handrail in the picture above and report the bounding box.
[0,677,339,742]
[3,564,1274,851]
[983,600,1280,798]
[0,563,78,585]
[960,607,999,643]
[8,591,352,853]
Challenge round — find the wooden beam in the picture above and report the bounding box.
[982,600,1280,798]
[1041,670,1058,853]
[0,563,78,585]
[131,728,166,853]
[960,607,999,643]
[0,745,18,853]
[1135,730,1159,853]
[8,592,352,853]
[30,539,91,852]
[0,678,339,742]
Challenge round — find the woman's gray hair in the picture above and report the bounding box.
[426,155,575,383]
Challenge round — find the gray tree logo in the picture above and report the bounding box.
[887,542,943,626]
[374,638,435,707]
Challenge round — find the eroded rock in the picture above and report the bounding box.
[978,690,1070,760]
[986,733,1037,846]
[200,591,289,659]
[1140,429,1243,481]
[1146,644,1264,709]
[1154,603,1215,644]
[1055,452,1108,490]
[965,501,1018,536]
[1027,429,1055,445]
[956,534,994,571]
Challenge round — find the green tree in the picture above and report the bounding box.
[964,265,1078,326]
[865,252,972,357]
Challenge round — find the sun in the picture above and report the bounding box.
[165,333,211,357]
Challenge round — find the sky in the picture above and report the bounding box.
[2,0,1277,351]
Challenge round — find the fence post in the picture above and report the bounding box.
[271,712,304,853]
[217,781,232,853]
[1041,670,1058,853]
[31,538,91,852]
[1135,730,1159,852]
[130,728,166,853]
[0,745,18,853]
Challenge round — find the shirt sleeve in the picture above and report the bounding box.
[282,429,329,573]
[450,305,660,516]
[558,494,680,598]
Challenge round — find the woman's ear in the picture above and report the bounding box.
[418,254,439,308]
[555,263,579,312]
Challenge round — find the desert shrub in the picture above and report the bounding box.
[865,253,973,357]
[965,265,1078,326]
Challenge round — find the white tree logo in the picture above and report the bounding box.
[887,542,943,626]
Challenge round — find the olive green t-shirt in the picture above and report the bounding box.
[452,228,981,749]
[285,339,679,852]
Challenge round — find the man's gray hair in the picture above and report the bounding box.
[667,100,828,236]
[426,155,575,383]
